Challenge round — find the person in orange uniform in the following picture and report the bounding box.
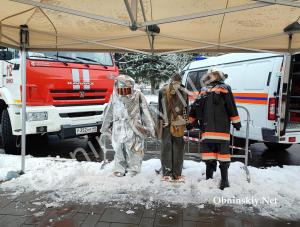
[189,70,241,190]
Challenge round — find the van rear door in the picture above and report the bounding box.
[286,53,300,132]
[278,54,291,136]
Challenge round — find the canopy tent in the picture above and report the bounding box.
[1,0,300,173]
[1,0,300,54]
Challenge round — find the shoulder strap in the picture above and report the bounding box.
[166,84,178,118]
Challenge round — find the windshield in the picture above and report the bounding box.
[28,51,113,66]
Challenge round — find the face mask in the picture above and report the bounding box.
[117,87,132,96]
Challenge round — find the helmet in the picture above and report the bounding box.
[201,68,228,86]
[114,75,135,96]
[207,68,228,81]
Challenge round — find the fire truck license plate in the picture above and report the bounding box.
[76,126,97,135]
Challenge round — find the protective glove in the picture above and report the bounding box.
[186,123,194,130]
[100,122,113,135]
[233,122,241,131]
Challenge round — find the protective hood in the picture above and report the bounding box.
[101,74,156,140]
[113,75,136,97]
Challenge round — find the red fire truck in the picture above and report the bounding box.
[0,48,119,154]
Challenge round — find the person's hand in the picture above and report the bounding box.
[135,125,148,135]
[233,122,241,131]
[186,123,194,130]
[159,119,168,128]
[163,122,169,128]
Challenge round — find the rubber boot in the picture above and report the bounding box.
[219,162,230,190]
[205,160,217,180]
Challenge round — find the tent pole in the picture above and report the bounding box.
[288,34,293,53]
[124,0,138,30]
[19,25,29,174]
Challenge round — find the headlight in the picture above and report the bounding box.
[27,112,48,121]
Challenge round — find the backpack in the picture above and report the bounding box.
[165,84,187,137]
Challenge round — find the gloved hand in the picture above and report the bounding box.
[233,122,241,131]
[100,122,113,135]
[186,123,194,130]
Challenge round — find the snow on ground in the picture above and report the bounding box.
[0,154,300,220]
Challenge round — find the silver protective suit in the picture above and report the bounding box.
[100,75,156,175]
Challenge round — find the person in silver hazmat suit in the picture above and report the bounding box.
[100,75,156,177]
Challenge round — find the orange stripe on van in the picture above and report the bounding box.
[233,93,268,98]
[235,99,268,105]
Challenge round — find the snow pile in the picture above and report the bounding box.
[1,154,300,220]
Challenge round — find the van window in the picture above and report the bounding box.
[186,70,208,91]
[0,48,19,59]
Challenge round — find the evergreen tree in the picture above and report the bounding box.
[115,53,195,94]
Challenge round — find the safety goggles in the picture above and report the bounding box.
[117,87,132,96]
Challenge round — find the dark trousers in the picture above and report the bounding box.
[160,127,185,177]
[201,141,231,162]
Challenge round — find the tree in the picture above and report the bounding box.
[115,53,195,94]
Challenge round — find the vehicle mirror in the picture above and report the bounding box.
[0,51,13,60]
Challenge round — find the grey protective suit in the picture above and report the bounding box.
[100,75,156,175]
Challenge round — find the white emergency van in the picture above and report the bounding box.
[182,53,300,150]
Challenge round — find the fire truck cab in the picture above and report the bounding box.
[0,47,119,154]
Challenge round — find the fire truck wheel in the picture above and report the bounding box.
[1,109,20,154]
[264,142,292,151]
[27,134,49,146]
[88,135,104,161]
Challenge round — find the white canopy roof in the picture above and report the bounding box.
[1,1,300,53]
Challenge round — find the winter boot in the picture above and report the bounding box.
[113,172,125,177]
[219,162,230,190]
[128,171,138,177]
[205,160,217,180]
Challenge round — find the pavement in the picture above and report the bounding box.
[0,191,299,227]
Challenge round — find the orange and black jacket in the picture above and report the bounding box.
[189,82,241,143]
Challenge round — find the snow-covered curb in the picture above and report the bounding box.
[1,154,300,220]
